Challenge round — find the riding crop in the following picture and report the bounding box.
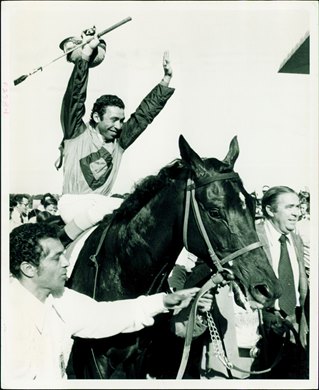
[13,16,132,86]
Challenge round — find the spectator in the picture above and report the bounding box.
[28,208,41,223]
[9,194,30,232]
[43,197,58,216]
[37,193,57,212]
[298,200,310,221]
[296,199,310,279]
[255,186,309,379]
[3,223,199,383]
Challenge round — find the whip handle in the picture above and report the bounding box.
[97,17,132,38]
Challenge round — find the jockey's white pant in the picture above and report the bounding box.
[58,194,123,240]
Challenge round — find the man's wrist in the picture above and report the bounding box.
[160,75,172,86]
[82,46,94,61]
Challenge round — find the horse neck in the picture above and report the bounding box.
[117,181,186,294]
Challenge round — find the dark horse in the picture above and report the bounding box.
[66,135,281,379]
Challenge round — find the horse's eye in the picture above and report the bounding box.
[208,208,221,218]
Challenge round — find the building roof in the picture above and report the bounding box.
[278,35,309,74]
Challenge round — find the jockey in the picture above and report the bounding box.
[56,28,175,246]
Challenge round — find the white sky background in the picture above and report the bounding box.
[2,1,318,200]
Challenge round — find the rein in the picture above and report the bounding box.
[183,174,263,272]
[178,172,268,379]
[89,223,111,300]
[176,272,288,379]
[88,221,112,379]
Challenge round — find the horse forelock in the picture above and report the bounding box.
[112,159,188,224]
[201,157,256,217]
[202,157,230,172]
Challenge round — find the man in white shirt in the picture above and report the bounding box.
[3,223,199,385]
[255,186,309,379]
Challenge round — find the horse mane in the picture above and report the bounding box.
[111,159,188,224]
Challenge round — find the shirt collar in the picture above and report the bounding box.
[10,277,54,333]
[264,219,291,245]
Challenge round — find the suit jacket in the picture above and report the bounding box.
[256,221,308,312]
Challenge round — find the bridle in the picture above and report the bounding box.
[87,170,267,379]
[177,171,287,379]
[183,172,263,272]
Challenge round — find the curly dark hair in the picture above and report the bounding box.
[89,95,125,126]
[10,223,59,278]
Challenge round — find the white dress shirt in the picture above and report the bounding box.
[2,277,167,385]
[263,219,300,309]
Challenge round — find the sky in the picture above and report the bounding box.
[2,1,318,201]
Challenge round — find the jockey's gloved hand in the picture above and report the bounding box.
[163,287,199,311]
[82,28,101,59]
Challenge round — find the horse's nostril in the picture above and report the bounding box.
[254,284,271,299]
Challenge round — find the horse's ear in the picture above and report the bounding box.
[179,135,206,177]
[223,136,239,169]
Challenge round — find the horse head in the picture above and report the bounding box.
[179,135,281,308]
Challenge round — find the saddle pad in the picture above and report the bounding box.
[65,225,98,278]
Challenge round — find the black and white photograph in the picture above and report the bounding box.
[1,1,318,389]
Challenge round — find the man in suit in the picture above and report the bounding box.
[255,186,309,378]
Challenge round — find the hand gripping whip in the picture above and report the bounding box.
[13,17,132,86]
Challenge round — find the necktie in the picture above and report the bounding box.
[278,234,296,316]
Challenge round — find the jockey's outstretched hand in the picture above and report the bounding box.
[161,51,173,86]
[163,287,199,310]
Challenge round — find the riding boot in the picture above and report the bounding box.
[58,217,95,247]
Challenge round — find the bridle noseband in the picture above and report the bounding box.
[183,172,263,273]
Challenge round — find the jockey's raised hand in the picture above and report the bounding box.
[163,287,200,310]
[81,29,101,59]
[161,51,173,86]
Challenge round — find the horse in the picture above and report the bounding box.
[65,135,281,379]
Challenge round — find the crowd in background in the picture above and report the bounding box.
[10,186,311,225]
[9,191,130,232]
[9,186,311,277]
[9,193,60,232]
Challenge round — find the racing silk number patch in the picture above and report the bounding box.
[80,147,113,191]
